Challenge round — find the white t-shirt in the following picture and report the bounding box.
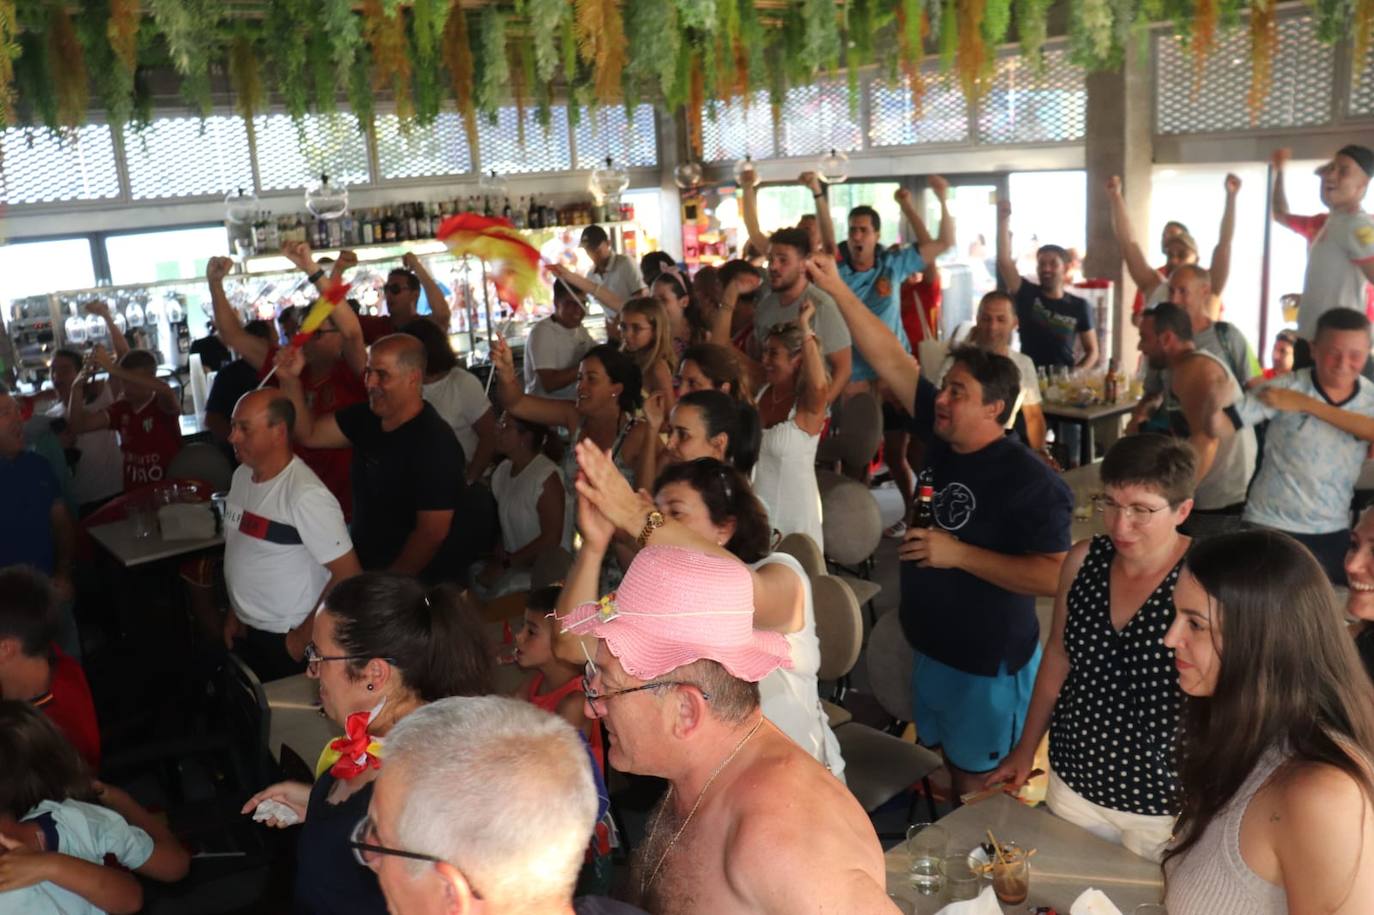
[522,317,595,400]
[587,252,645,306]
[1285,210,1374,339]
[3,799,153,915]
[422,367,490,461]
[46,385,123,505]
[224,457,352,633]
[490,453,561,553]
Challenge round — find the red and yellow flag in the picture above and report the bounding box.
[436,212,541,309]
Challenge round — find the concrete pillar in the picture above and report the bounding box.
[1083,43,1153,370]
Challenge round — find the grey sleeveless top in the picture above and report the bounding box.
[1163,349,1256,511]
[1164,747,1289,914]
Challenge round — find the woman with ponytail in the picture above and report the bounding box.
[240,573,492,915]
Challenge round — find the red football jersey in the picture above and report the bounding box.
[106,397,183,491]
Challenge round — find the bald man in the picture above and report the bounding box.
[221,389,361,681]
[275,335,471,583]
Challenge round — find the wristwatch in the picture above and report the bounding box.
[637,509,665,547]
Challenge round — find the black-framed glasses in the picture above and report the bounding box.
[581,660,710,715]
[1090,494,1172,524]
[303,642,394,676]
[349,815,484,898]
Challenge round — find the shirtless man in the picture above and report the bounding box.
[555,512,894,914]
[1136,302,1256,539]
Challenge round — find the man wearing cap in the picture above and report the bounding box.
[522,280,596,401]
[555,537,894,914]
[550,226,647,341]
[1108,173,1240,317]
[1272,144,1374,367]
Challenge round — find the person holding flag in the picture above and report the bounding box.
[208,249,366,517]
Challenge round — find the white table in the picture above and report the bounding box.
[87,517,224,568]
[885,794,1164,913]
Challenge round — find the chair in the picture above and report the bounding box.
[775,532,825,580]
[817,390,883,478]
[816,469,884,619]
[811,576,941,831]
[167,442,234,493]
[860,609,941,823]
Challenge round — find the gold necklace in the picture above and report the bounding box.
[640,716,766,897]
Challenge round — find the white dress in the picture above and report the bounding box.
[753,552,845,781]
[753,385,824,554]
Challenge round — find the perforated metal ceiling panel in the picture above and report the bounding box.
[255,113,371,191]
[778,79,864,157]
[575,104,658,169]
[977,47,1086,144]
[1349,60,1374,117]
[124,115,255,200]
[869,73,969,146]
[1156,12,1335,134]
[700,91,776,162]
[375,112,473,180]
[0,126,121,205]
[476,106,571,175]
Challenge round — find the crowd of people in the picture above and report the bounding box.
[2,141,1374,914]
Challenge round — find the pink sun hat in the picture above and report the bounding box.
[557,545,792,683]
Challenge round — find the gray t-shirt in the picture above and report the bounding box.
[752,282,852,356]
[587,253,644,309]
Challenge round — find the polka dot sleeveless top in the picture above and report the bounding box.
[1048,535,1184,816]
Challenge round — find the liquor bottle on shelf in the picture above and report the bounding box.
[513,197,526,229]
[361,211,375,245]
[383,207,399,242]
[430,202,444,237]
[528,195,542,229]
[406,203,420,240]
[501,197,513,222]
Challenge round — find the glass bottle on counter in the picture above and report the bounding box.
[527,195,542,229]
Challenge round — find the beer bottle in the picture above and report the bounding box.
[910,475,936,530]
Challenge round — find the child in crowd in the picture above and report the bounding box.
[617,297,678,409]
[511,588,614,896]
[67,346,182,491]
[0,701,190,913]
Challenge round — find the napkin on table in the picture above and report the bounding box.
[157,502,217,541]
[1070,888,1125,915]
[933,886,1000,915]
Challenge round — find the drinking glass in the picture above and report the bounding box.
[905,822,948,895]
[940,855,981,902]
[990,842,1030,904]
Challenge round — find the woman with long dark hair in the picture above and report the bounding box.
[241,573,493,915]
[1163,529,1374,912]
[490,338,654,549]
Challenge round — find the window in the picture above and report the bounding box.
[977,49,1086,144]
[104,226,226,286]
[1148,163,1297,359]
[869,73,969,147]
[829,183,903,247]
[0,126,121,205]
[0,238,95,303]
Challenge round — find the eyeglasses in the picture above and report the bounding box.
[303,642,395,676]
[581,659,709,715]
[1090,494,1173,524]
[349,815,484,897]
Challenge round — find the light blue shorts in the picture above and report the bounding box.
[911,645,1041,774]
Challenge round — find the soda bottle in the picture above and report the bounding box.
[909,473,936,530]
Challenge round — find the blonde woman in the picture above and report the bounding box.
[618,296,678,412]
[752,301,828,551]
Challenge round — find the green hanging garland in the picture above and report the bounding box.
[676,0,717,35]
[626,0,681,105]
[320,0,361,98]
[147,0,221,120]
[1015,0,1053,71]
[476,6,509,125]
[14,28,55,133]
[528,0,567,84]
[347,36,376,135]
[412,11,442,125]
[76,0,133,130]
[265,0,310,124]
[802,0,842,73]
